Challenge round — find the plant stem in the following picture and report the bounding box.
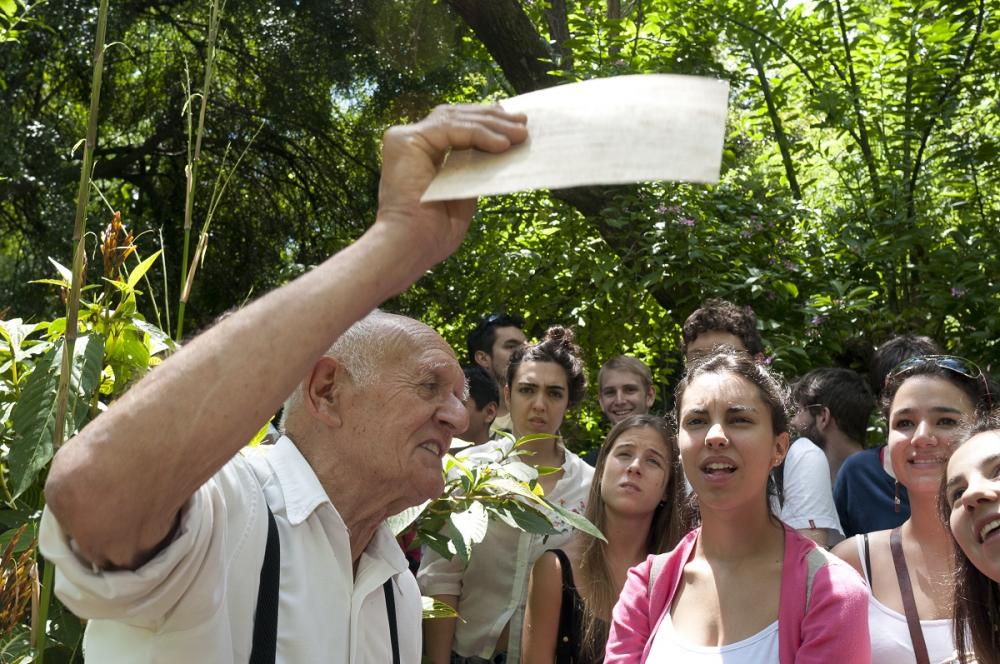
[52,0,110,455]
[52,0,108,449]
[176,0,224,342]
[33,554,54,660]
[43,0,111,659]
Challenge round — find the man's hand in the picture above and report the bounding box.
[374,104,528,278]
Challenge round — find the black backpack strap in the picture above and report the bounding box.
[383,578,401,664]
[249,503,280,664]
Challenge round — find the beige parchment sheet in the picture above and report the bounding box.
[421,74,730,202]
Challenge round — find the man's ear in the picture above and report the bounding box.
[304,356,345,429]
[772,431,790,468]
[474,349,492,372]
[484,402,498,425]
[815,405,832,430]
[645,386,656,409]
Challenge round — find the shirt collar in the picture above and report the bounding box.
[267,435,331,526]
[265,437,411,574]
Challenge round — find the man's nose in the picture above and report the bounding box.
[439,393,469,433]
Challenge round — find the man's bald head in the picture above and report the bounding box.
[281,310,453,430]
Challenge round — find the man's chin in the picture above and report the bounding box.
[386,479,445,514]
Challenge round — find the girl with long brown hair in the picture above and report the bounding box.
[521,414,687,663]
[942,411,1000,664]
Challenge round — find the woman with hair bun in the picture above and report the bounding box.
[419,326,595,664]
[942,410,1000,664]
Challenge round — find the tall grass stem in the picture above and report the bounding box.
[175,0,224,341]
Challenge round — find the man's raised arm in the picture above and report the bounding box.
[44,105,527,570]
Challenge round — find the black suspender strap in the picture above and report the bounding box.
[383,578,401,664]
[249,504,280,664]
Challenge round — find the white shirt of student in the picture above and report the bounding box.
[38,436,421,663]
[770,437,844,541]
[417,438,593,664]
[647,612,780,663]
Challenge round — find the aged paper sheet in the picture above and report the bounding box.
[421,74,730,202]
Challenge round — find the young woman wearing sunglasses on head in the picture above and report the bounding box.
[832,355,993,664]
[606,349,869,664]
[941,410,1000,664]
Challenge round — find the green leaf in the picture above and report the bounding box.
[0,318,40,363]
[497,503,560,535]
[387,500,430,536]
[130,317,177,356]
[449,501,488,560]
[422,596,460,620]
[545,500,605,542]
[47,256,73,283]
[29,278,71,289]
[125,249,162,289]
[501,460,538,483]
[247,419,272,447]
[8,335,105,498]
[0,0,17,19]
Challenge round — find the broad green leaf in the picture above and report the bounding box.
[47,256,73,283]
[387,500,430,536]
[0,318,38,363]
[545,500,605,542]
[449,501,488,548]
[125,249,162,289]
[502,460,538,483]
[8,335,105,498]
[130,317,177,356]
[422,596,460,619]
[494,503,559,535]
[0,0,17,19]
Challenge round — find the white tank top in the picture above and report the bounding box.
[646,611,779,663]
[854,535,955,663]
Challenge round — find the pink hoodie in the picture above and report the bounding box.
[605,525,871,663]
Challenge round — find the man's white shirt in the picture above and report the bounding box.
[39,435,421,663]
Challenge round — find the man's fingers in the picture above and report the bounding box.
[421,105,528,154]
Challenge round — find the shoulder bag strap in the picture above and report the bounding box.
[383,578,401,664]
[548,549,576,659]
[249,504,280,664]
[863,533,873,587]
[889,527,930,664]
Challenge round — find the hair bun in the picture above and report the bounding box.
[544,325,582,356]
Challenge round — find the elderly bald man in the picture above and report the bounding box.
[39,105,528,663]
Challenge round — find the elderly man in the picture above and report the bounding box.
[39,105,528,662]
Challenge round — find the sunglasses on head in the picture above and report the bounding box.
[885,354,993,409]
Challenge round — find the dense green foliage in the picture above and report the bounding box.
[1,1,999,656]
